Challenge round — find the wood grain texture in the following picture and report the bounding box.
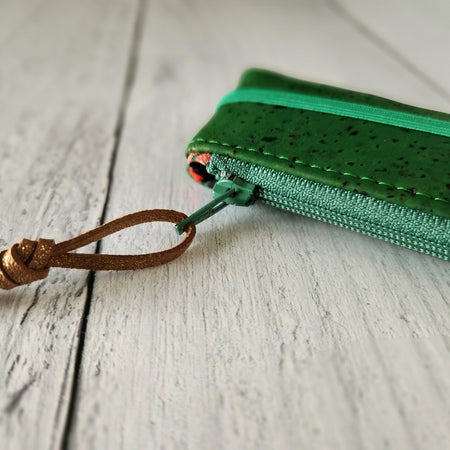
[334,0,450,105]
[65,0,449,449]
[0,0,449,449]
[0,0,139,448]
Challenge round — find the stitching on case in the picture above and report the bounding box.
[190,137,449,205]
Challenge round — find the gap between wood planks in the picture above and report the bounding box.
[60,0,149,447]
[327,0,450,101]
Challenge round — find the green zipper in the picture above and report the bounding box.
[175,177,256,234]
[177,154,450,260]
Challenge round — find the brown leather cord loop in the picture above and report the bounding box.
[0,209,196,290]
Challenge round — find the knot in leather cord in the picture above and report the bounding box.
[0,209,196,290]
[0,238,55,290]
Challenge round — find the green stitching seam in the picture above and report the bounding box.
[189,137,449,205]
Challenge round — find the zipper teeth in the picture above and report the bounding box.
[259,189,448,258]
[207,156,449,260]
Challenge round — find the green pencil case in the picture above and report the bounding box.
[181,68,450,260]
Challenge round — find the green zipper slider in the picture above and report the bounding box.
[175,177,256,235]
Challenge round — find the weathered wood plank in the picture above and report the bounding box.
[67,0,450,448]
[334,0,450,104]
[0,0,139,448]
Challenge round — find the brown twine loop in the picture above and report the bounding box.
[0,209,196,290]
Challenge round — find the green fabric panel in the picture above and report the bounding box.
[238,68,450,121]
[187,69,450,219]
[218,88,450,138]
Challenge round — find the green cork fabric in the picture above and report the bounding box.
[187,68,450,219]
[218,89,450,138]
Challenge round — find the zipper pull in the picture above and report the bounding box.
[175,177,256,235]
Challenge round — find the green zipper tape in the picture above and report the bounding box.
[208,153,450,260]
[218,88,450,138]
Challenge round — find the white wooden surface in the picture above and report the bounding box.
[0,1,449,449]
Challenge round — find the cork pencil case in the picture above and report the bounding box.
[183,68,450,259]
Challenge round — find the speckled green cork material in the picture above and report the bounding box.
[187,69,450,219]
